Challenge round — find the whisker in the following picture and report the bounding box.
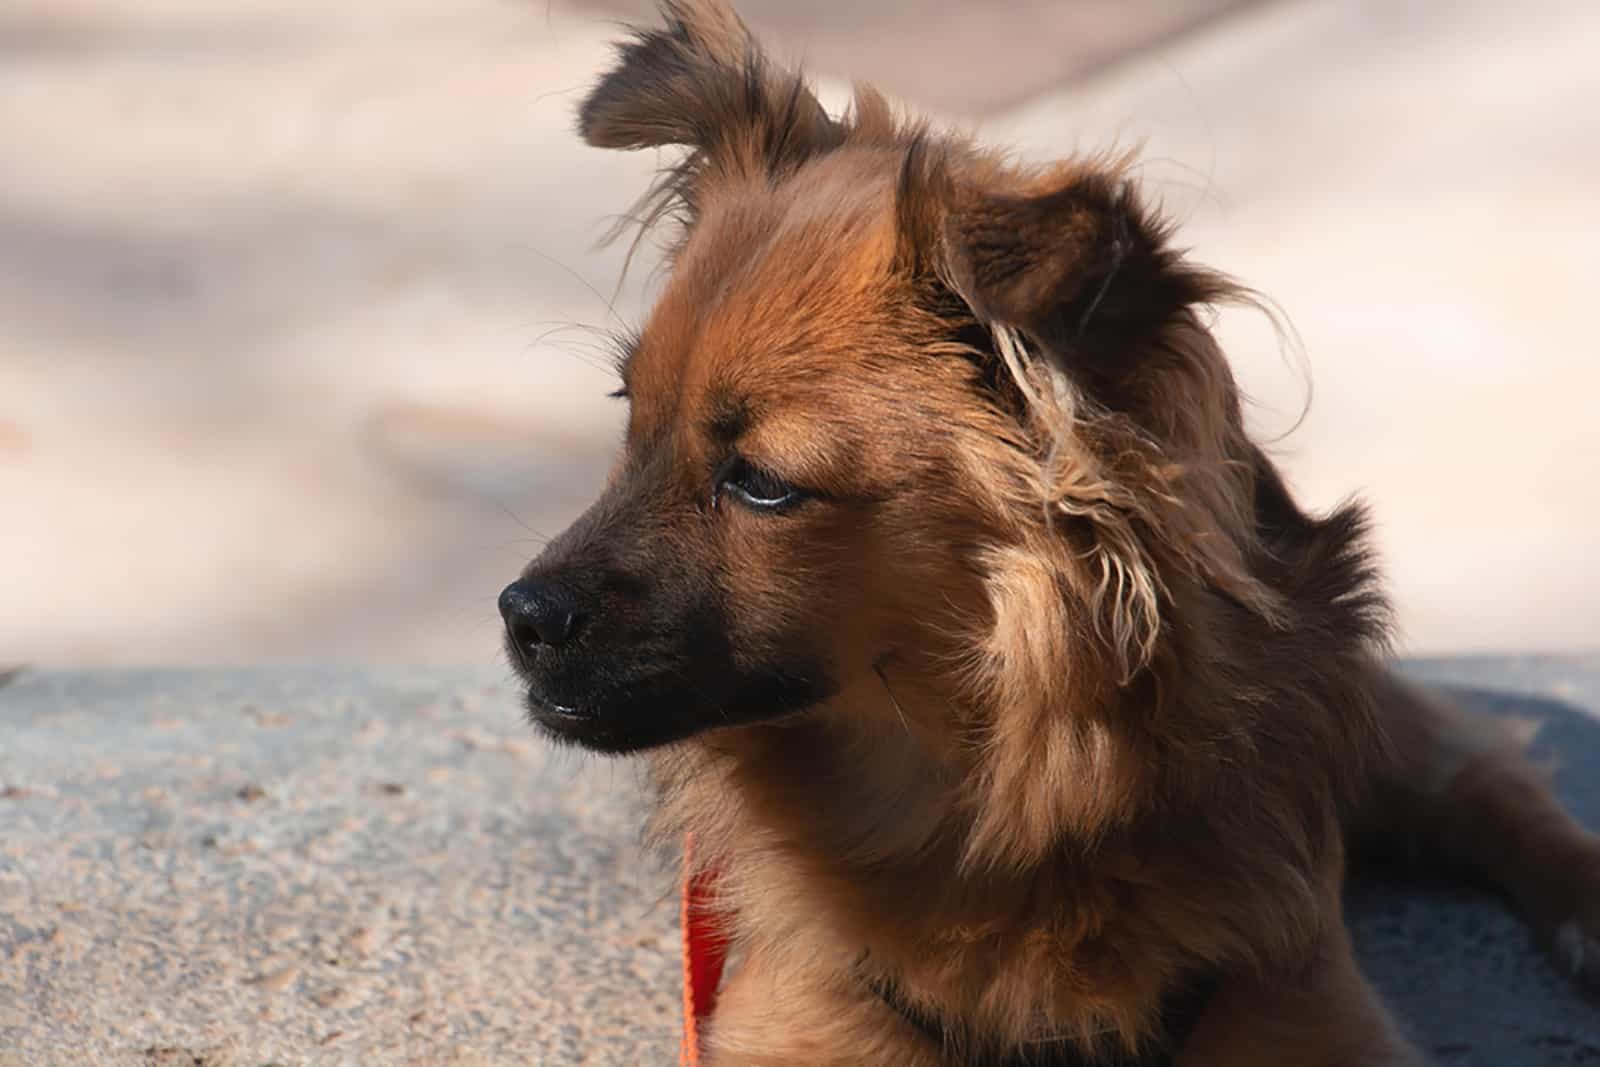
[873,656,913,738]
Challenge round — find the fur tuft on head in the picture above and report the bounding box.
[578,0,843,248]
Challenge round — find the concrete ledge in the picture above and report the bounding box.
[2,659,1598,1065]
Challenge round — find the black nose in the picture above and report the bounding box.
[499,579,581,653]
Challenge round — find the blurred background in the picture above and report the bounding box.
[1,0,1595,667]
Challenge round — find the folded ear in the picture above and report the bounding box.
[578,0,839,180]
[897,148,1232,402]
[942,171,1226,383]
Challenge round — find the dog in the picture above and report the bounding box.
[501,2,1600,1062]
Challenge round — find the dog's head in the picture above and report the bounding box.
[504,0,1382,803]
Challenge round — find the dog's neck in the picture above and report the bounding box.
[649,703,1216,1051]
[649,655,1347,1053]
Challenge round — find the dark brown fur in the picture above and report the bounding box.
[503,3,1600,1063]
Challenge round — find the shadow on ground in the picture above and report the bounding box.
[1348,684,1600,1063]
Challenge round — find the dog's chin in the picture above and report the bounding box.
[521,659,838,755]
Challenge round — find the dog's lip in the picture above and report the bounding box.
[525,691,586,719]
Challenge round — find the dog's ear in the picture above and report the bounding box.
[899,149,1230,398]
[947,175,1216,374]
[578,0,840,181]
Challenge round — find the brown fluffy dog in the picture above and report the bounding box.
[500,3,1600,1063]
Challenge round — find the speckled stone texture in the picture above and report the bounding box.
[0,670,679,1066]
[2,659,1598,1065]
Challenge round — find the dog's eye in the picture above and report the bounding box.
[718,457,805,512]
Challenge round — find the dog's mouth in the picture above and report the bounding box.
[519,676,717,754]
[514,651,839,755]
[528,694,582,717]
[523,691,622,748]
[510,640,716,752]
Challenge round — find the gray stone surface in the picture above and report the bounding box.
[2,659,1598,1064]
[0,669,678,1066]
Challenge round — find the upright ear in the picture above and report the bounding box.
[578,0,840,180]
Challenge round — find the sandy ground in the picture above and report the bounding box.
[1,0,1597,666]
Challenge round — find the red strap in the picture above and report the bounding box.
[680,833,728,1066]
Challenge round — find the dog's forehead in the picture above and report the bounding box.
[626,151,907,433]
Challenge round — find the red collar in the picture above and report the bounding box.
[680,833,728,1066]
